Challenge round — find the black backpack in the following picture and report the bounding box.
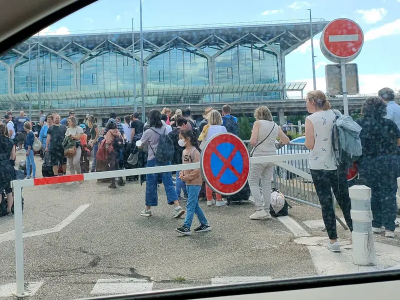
[149,128,175,163]
[223,116,239,136]
[187,119,200,139]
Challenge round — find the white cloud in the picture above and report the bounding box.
[292,39,319,54]
[355,8,387,24]
[39,26,70,35]
[86,17,94,23]
[261,10,283,16]
[288,1,312,10]
[116,15,121,22]
[315,61,328,69]
[364,19,400,41]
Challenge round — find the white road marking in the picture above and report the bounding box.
[303,218,346,229]
[307,241,400,276]
[277,216,310,237]
[211,277,272,286]
[0,204,90,244]
[329,34,359,42]
[0,282,43,298]
[91,279,153,295]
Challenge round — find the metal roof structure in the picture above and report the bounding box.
[0,83,307,102]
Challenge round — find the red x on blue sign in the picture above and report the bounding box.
[201,133,250,195]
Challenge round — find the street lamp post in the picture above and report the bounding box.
[139,0,146,122]
[132,18,137,112]
[308,9,317,90]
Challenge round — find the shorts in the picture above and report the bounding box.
[50,150,67,167]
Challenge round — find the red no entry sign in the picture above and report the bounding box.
[320,18,364,63]
[201,133,250,195]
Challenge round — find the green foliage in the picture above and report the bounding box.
[174,277,186,282]
[238,115,252,140]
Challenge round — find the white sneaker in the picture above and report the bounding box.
[327,242,341,253]
[207,200,216,206]
[140,209,152,217]
[385,231,395,238]
[250,210,272,220]
[216,200,227,207]
[372,227,385,234]
[173,207,185,218]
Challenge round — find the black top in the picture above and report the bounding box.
[130,120,144,136]
[199,118,208,134]
[0,135,15,185]
[168,127,184,165]
[90,124,98,140]
[357,117,400,162]
[48,125,67,153]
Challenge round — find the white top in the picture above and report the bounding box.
[306,110,336,170]
[122,123,132,143]
[6,121,15,139]
[205,125,227,142]
[253,120,279,156]
[65,126,83,137]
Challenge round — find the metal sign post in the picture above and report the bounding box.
[320,18,364,115]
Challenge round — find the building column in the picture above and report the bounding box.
[278,109,285,125]
[207,57,215,102]
[277,53,286,99]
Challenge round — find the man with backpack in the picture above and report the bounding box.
[222,104,239,136]
[182,109,199,138]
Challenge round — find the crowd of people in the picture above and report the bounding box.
[1,88,400,246]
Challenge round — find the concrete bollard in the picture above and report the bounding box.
[349,185,376,266]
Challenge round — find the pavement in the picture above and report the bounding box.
[0,151,400,300]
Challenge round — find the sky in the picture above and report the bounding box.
[39,0,400,95]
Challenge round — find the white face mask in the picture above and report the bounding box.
[178,139,186,147]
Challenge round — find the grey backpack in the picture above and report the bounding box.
[331,109,362,169]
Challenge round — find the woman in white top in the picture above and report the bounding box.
[122,115,132,143]
[305,90,353,253]
[199,110,227,206]
[65,116,83,175]
[248,106,289,220]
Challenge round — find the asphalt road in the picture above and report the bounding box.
[0,151,399,300]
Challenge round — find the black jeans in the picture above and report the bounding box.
[359,156,400,232]
[311,167,353,240]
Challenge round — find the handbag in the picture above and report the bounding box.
[250,123,276,157]
[64,146,77,158]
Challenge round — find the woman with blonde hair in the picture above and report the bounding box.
[198,109,227,206]
[170,109,182,128]
[248,106,289,220]
[161,107,172,125]
[305,90,353,252]
[65,116,83,176]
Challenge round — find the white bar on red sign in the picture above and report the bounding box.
[329,34,359,42]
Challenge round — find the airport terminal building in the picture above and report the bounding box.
[0,19,328,116]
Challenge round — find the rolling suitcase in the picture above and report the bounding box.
[226,181,251,205]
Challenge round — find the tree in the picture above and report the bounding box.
[238,116,252,140]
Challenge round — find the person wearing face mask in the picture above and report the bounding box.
[169,118,189,200]
[176,129,210,235]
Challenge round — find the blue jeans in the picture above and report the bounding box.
[91,142,98,172]
[183,185,208,229]
[175,173,188,198]
[26,149,36,178]
[146,159,178,207]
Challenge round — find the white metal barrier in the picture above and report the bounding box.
[11,153,309,296]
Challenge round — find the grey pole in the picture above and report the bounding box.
[139,0,146,122]
[28,41,32,121]
[341,61,349,115]
[308,9,317,90]
[37,33,42,111]
[132,18,137,112]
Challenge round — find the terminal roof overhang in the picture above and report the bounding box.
[15,20,329,56]
[0,83,307,102]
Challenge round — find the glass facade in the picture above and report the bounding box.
[0,28,285,109]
